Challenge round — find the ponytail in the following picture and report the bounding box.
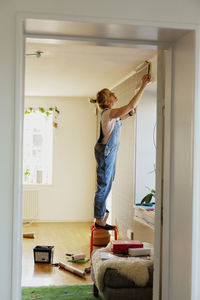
[90,98,97,104]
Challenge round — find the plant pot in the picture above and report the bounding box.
[53,122,58,128]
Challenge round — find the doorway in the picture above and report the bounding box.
[22,33,157,287]
[14,16,196,300]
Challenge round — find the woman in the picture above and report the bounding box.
[91,74,150,230]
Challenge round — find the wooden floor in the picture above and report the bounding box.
[22,222,95,287]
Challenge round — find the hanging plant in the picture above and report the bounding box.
[24,106,60,127]
[24,168,31,176]
[24,107,35,114]
[52,106,60,128]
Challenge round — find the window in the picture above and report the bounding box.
[135,82,157,204]
[23,110,53,185]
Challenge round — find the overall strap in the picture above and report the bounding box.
[98,109,108,143]
[101,108,109,116]
[98,122,104,142]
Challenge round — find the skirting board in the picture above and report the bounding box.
[23,219,94,223]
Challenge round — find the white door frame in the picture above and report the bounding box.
[159,47,173,300]
[191,28,200,300]
[153,49,166,300]
[14,13,200,300]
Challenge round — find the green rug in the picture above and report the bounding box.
[22,285,104,300]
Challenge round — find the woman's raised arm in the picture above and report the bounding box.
[109,74,150,119]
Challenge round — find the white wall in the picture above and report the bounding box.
[112,74,137,239]
[133,217,154,244]
[9,0,200,25]
[0,2,200,300]
[25,96,96,222]
[111,57,157,239]
[0,8,16,300]
[168,31,195,300]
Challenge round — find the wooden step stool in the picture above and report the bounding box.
[90,225,118,257]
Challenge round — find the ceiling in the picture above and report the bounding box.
[25,40,156,97]
[24,18,190,97]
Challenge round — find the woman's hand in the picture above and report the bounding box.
[141,73,151,88]
[128,108,136,116]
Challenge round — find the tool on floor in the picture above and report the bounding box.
[33,245,54,264]
[84,266,91,274]
[52,263,59,266]
[67,258,90,263]
[66,253,73,256]
[71,253,86,261]
[66,253,89,263]
[23,232,35,239]
[58,262,86,278]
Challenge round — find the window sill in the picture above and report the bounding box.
[134,205,155,226]
[23,184,53,190]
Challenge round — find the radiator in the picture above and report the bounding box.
[23,190,39,221]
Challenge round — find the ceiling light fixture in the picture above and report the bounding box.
[26,51,43,57]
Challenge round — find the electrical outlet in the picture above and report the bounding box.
[127,229,134,240]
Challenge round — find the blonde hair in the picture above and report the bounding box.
[90,88,109,109]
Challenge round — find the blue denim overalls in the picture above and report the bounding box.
[94,109,122,218]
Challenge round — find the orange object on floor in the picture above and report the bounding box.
[90,225,118,257]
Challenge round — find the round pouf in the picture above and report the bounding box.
[93,229,110,246]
